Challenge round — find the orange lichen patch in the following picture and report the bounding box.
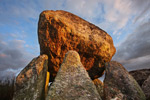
[45,71,50,97]
[16,75,25,84]
[26,69,33,78]
[81,57,95,70]
[53,65,59,72]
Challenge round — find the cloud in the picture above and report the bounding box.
[113,20,150,71]
[103,0,131,29]
[98,0,150,41]
[118,55,150,71]
[39,0,150,42]
[1,0,149,33]
[0,37,35,79]
[132,0,150,23]
[0,0,40,24]
[10,33,26,39]
[0,0,150,80]
[39,0,104,22]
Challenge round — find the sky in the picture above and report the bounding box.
[0,0,150,80]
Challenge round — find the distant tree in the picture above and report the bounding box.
[0,77,15,100]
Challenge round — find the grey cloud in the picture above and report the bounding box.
[132,0,150,9]
[3,49,23,59]
[132,0,150,23]
[123,55,150,71]
[0,39,35,77]
[113,21,150,70]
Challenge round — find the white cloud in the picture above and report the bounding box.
[101,0,132,30]
[40,0,103,22]
[0,0,150,80]
[97,0,150,39]
[65,0,101,19]
[10,33,26,39]
[1,0,149,34]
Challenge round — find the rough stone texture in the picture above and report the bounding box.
[129,69,150,86]
[13,55,48,100]
[142,75,150,100]
[93,79,104,100]
[38,10,116,81]
[46,50,101,100]
[104,61,146,100]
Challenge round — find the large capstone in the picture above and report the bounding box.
[38,10,116,81]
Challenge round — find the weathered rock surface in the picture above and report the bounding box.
[104,61,146,100]
[129,69,150,86]
[13,55,49,100]
[142,75,150,100]
[46,50,101,100]
[38,10,116,81]
[93,79,104,100]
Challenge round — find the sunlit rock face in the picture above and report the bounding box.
[104,61,146,100]
[46,50,102,100]
[13,55,49,100]
[38,10,116,82]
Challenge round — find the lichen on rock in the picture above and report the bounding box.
[13,54,49,100]
[93,79,104,100]
[46,50,102,100]
[142,75,150,100]
[38,10,116,82]
[104,61,146,100]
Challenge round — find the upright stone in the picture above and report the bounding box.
[93,79,104,100]
[129,69,150,86]
[13,55,49,100]
[104,61,146,100]
[38,10,116,81]
[142,75,150,100]
[46,50,101,100]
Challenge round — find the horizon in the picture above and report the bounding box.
[0,0,150,80]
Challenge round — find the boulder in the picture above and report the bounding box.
[129,69,150,86]
[93,79,104,100]
[104,61,146,100]
[13,55,49,100]
[38,10,116,82]
[142,75,150,100]
[46,50,101,100]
